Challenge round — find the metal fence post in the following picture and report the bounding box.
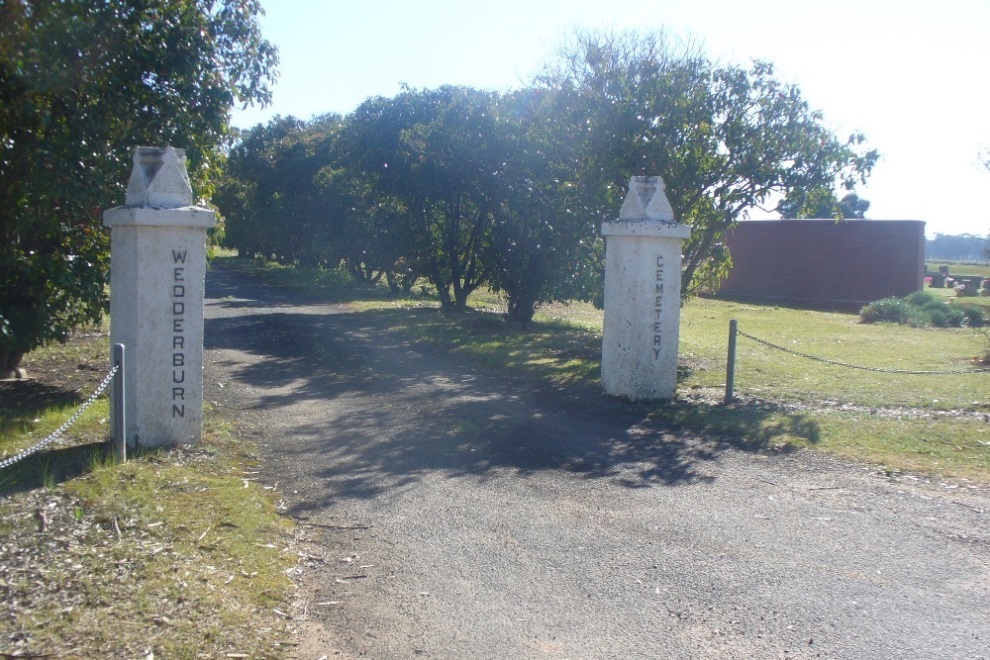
[725,320,737,404]
[113,343,126,462]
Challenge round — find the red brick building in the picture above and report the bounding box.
[715,219,925,311]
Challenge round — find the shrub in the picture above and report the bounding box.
[961,305,989,328]
[904,290,939,307]
[860,297,910,324]
[861,290,985,328]
[925,304,965,328]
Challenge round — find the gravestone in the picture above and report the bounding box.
[104,147,215,448]
[601,176,691,400]
[959,276,983,297]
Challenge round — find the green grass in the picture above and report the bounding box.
[927,260,989,277]
[0,396,109,458]
[370,305,602,389]
[0,326,111,458]
[647,301,985,477]
[810,413,990,476]
[57,433,295,656]
[682,298,987,410]
[1,435,296,657]
[223,253,439,304]
[670,299,990,478]
[926,285,990,308]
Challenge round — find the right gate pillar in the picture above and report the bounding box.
[601,176,691,400]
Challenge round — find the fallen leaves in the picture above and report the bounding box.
[0,450,297,657]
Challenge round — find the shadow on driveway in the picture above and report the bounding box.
[204,266,820,511]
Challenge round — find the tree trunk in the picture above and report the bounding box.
[507,296,536,328]
[453,286,470,309]
[1,348,25,378]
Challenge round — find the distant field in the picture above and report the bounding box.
[926,259,989,304]
[926,260,989,277]
[926,286,990,307]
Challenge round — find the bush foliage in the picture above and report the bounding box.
[861,290,987,328]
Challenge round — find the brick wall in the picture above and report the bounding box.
[716,220,926,311]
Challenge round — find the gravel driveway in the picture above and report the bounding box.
[203,263,989,659]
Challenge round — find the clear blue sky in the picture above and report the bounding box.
[231,0,990,238]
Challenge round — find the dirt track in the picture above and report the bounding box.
[203,263,990,659]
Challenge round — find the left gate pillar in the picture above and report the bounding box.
[104,147,215,449]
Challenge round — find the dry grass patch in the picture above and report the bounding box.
[1,437,297,658]
[1,330,298,658]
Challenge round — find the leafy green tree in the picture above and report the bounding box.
[344,86,505,308]
[321,171,420,289]
[218,114,419,286]
[538,29,878,297]
[218,117,299,261]
[218,115,346,267]
[837,193,871,219]
[778,189,870,219]
[486,88,592,323]
[0,0,277,374]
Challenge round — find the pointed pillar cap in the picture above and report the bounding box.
[125,146,194,208]
[618,175,675,222]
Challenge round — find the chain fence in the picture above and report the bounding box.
[724,320,989,403]
[0,364,119,470]
[736,329,990,375]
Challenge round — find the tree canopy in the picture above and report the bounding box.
[221,87,596,321]
[0,0,277,373]
[925,233,990,262]
[218,28,878,322]
[537,29,878,295]
[778,190,871,219]
[344,86,505,308]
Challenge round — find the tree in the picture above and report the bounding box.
[218,115,346,267]
[317,169,421,290]
[343,86,505,308]
[538,30,878,296]
[218,114,422,289]
[778,189,870,219]
[981,152,990,262]
[925,233,990,262]
[486,88,592,324]
[0,0,277,374]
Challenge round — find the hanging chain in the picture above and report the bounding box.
[737,330,990,375]
[0,364,119,470]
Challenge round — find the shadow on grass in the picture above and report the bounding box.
[649,398,821,453]
[0,442,111,496]
[0,380,83,437]
[0,378,105,495]
[204,262,823,510]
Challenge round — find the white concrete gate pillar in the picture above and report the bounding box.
[104,147,215,448]
[601,176,691,400]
